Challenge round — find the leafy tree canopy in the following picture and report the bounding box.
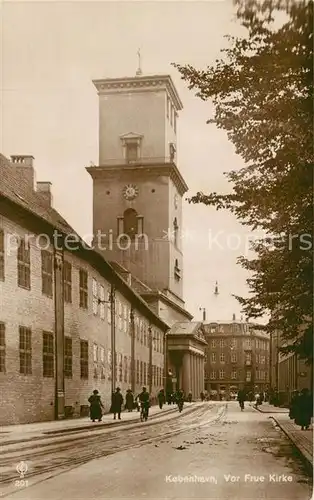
[174,0,313,361]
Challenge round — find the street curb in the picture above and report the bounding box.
[0,403,200,450]
[43,405,177,435]
[250,404,288,414]
[271,416,313,471]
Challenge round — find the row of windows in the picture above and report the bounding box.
[0,323,163,384]
[208,370,237,380]
[207,369,267,381]
[0,233,162,349]
[208,324,250,334]
[0,325,55,377]
[0,234,57,296]
[209,352,268,364]
[210,352,238,363]
[208,337,269,350]
[207,325,269,345]
[209,338,251,348]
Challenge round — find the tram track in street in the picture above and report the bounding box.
[1,403,203,458]
[0,403,227,496]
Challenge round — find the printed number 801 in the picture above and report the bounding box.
[14,480,28,487]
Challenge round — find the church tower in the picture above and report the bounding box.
[87,72,188,307]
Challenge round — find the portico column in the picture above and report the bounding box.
[195,355,199,398]
[200,356,204,393]
[182,352,191,395]
[191,353,195,398]
[190,353,193,397]
[197,355,201,398]
[193,354,197,398]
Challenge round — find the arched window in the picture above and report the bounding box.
[123,208,138,239]
[173,218,178,247]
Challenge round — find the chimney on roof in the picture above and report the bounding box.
[36,181,53,208]
[232,313,236,321]
[10,155,36,192]
[10,155,34,166]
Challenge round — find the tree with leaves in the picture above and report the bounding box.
[174,0,313,361]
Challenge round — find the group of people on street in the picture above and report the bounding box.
[88,386,191,423]
[88,385,215,422]
[289,388,313,430]
[88,386,152,422]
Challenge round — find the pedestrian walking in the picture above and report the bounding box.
[88,389,104,422]
[139,386,150,420]
[294,388,313,430]
[237,389,245,411]
[187,392,192,403]
[200,391,205,402]
[112,387,123,420]
[289,391,299,420]
[175,389,184,412]
[125,389,134,412]
[157,389,165,409]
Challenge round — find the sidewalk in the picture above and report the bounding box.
[272,413,313,468]
[251,403,313,468]
[0,403,197,446]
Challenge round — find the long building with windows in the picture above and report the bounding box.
[0,153,168,425]
[203,319,270,399]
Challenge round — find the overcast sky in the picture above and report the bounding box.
[1,0,263,323]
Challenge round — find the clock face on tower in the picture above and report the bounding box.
[122,184,139,201]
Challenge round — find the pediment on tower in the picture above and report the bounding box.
[120,132,143,143]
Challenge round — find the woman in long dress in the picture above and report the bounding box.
[295,388,312,430]
[88,389,104,422]
[125,389,134,412]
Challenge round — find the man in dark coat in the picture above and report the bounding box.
[88,389,104,422]
[112,387,124,420]
[139,387,150,417]
[295,388,313,430]
[157,389,165,409]
[237,389,246,411]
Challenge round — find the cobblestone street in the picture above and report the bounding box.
[2,402,312,500]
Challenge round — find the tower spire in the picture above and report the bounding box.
[214,281,219,296]
[136,48,142,76]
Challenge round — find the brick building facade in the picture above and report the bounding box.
[0,154,168,425]
[203,320,270,399]
[270,329,312,407]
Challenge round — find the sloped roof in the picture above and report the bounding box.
[0,154,80,238]
[169,321,203,336]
